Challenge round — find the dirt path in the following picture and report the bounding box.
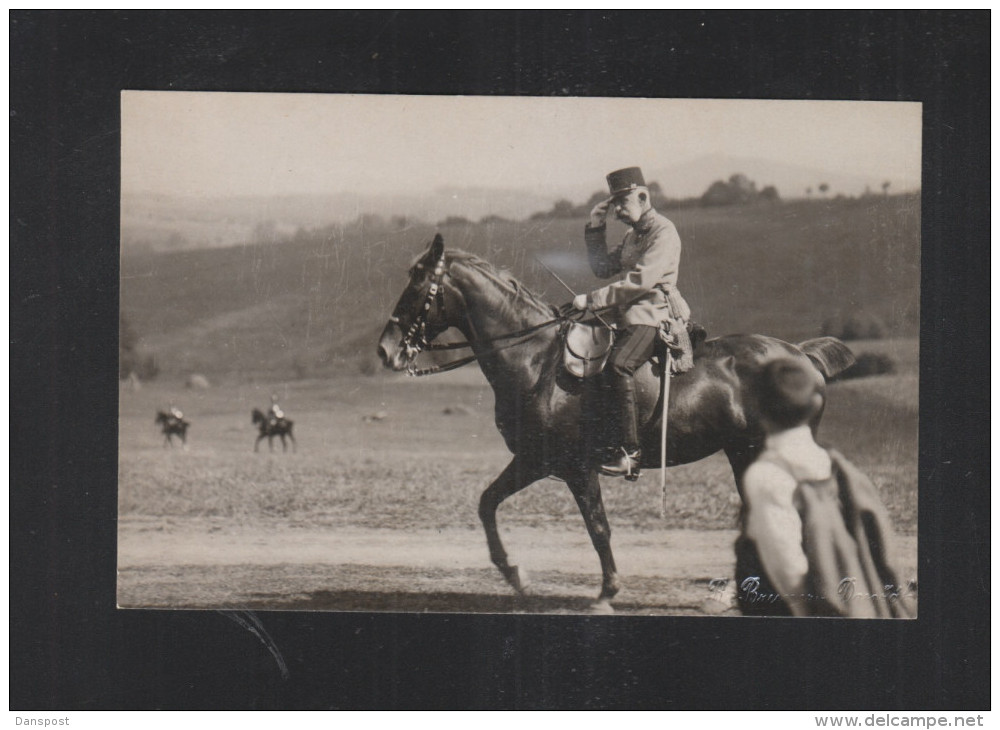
[117,517,917,616]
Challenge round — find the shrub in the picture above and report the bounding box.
[120,349,159,381]
[479,214,511,225]
[832,353,897,381]
[699,174,769,207]
[436,216,473,227]
[120,312,159,380]
[821,312,889,340]
[186,373,211,389]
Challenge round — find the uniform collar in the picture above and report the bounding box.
[634,208,659,234]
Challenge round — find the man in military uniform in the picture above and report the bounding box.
[268,393,284,426]
[571,166,692,479]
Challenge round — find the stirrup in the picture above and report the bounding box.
[599,447,642,481]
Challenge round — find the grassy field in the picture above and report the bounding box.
[121,195,920,381]
[119,195,920,606]
[120,338,918,537]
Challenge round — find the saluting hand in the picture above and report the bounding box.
[572,294,589,311]
[589,198,611,228]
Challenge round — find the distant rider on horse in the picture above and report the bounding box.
[571,166,693,480]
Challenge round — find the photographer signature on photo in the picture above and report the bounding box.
[705,576,918,613]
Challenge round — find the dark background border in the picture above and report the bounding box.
[11,11,989,710]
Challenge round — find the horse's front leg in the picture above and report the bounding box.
[280,435,287,452]
[567,468,620,610]
[478,456,547,594]
[254,434,264,453]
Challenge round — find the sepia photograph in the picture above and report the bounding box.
[117,93,921,617]
[13,9,989,713]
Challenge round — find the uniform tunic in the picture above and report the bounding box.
[584,208,689,328]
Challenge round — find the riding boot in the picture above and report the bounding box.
[599,375,642,481]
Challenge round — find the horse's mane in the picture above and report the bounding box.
[445,249,556,318]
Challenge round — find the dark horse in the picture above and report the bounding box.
[155,411,189,448]
[377,235,855,610]
[252,409,296,453]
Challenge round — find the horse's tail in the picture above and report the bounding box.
[798,337,856,380]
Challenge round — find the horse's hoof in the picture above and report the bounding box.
[504,565,530,594]
[588,598,615,615]
[600,578,621,601]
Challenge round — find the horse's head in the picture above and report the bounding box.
[377,234,463,372]
[155,411,167,424]
[252,408,264,424]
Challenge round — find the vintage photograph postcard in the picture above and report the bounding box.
[117,93,920,616]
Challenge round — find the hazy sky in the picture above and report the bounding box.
[121,92,922,198]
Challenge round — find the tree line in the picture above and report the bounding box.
[527,174,780,221]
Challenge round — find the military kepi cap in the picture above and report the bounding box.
[607,167,646,198]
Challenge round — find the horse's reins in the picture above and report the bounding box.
[395,249,674,517]
[531,257,672,510]
[533,256,614,330]
[393,251,601,377]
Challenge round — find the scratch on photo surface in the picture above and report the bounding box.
[218,610,290,680]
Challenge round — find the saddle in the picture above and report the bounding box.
[561,319,705,379]
[562,320,614,378]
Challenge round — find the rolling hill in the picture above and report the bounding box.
[120,194,920,382]
[121,188,556,254]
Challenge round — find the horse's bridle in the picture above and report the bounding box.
[390,250,577,377]
[390,249,448,365]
